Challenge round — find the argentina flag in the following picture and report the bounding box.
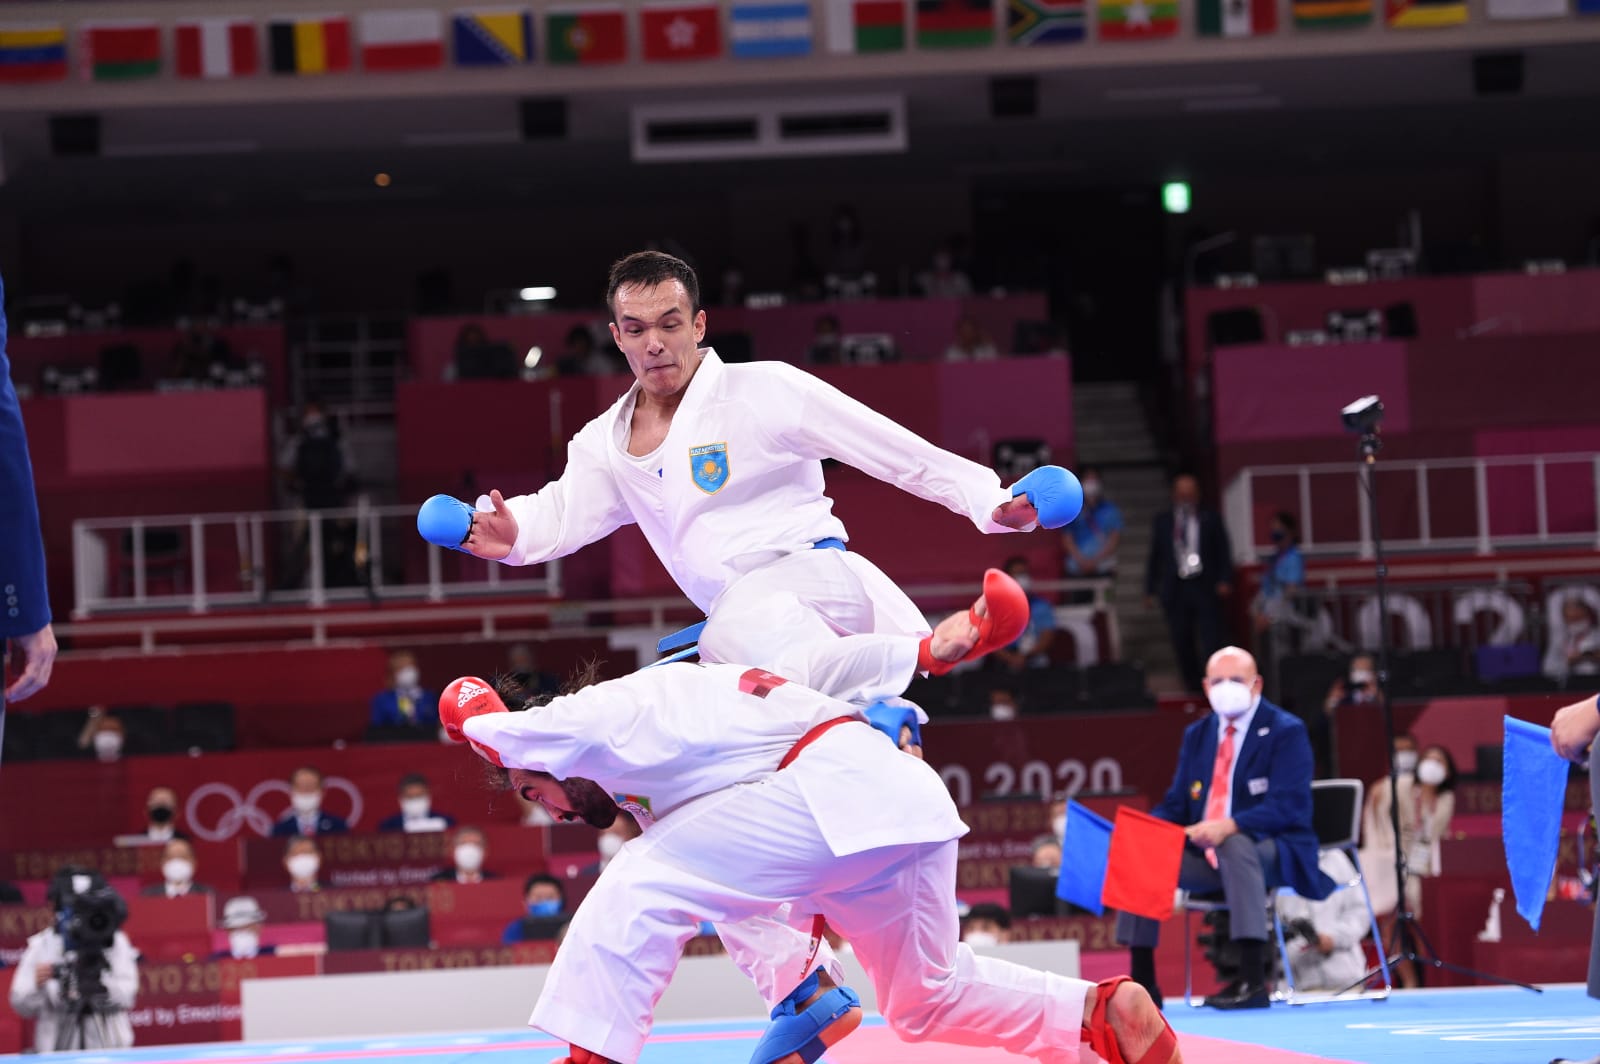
[729,0,813,57]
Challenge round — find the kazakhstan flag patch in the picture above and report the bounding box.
[689,442,729,494]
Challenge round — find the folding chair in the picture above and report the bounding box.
[1270,778,1393,1003]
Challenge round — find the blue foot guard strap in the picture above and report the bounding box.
[749,969,861,1064]
[646,620,707,670]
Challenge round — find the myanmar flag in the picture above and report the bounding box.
[915,0,994,47]
[268,16,353,73]
[827,0,907,51]
[1291,0,1372,26]
[1097,0,1178,37]
[1197,0,1276,34]
[545,5,627,63]
[1007,0,1085,43]
[82,23,161,80]
[1387,0,1467,25]
[452,10,535,64]
[0,23,67,83]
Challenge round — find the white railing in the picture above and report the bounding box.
[70,503,561,619]
[1225,452,1600,564]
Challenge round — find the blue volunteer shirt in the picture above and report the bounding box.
[1066,499,1123,575]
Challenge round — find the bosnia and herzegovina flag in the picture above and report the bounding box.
[453,10,535,65]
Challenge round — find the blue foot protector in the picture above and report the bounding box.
[1008,465,1084,529]
[748,969,861,1064]
[864,699,923,751]
[417,494,475,550]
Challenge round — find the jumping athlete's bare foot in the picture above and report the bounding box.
[1082,980,1182,1064]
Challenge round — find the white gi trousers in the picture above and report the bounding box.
[532,732,1099,1064]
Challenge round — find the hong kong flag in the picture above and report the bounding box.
[641,0,722,59]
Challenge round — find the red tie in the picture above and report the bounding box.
[1204,724,1237,868]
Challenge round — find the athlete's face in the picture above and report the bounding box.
[609,281,707,401]
[509,770,619,829]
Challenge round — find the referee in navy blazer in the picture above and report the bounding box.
[1,273,59,762]
[1116,645,1334,1011]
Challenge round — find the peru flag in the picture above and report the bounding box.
[175,19,260,79]
[640,1,722,60]
[358,9,445,71]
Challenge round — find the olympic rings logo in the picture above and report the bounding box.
[184,777,365,842]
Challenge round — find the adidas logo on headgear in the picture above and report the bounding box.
[457,681,489,708]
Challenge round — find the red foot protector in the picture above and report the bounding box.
[1083,977,1178,1064]
[918,569,1030,677]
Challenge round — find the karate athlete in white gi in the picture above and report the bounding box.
[438,662,1179,1064]
[417,249,1083,707]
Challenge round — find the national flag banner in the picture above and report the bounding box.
[825,0,907,52]
[730,0,813,57]
[1386,0,1466,26]
[1197,0,1276,35]
[359,10,445,71]
[0,23,67,83]
[452,10,534,65]
[174,19,260,79]
[546,5,627,62]
[915,0,994,47]
[1096,0,1179,38]
[1056,802,1112,914]
[81,22,161,81]
[1100,807,1186,921]
[1580,0,1600,14]
[1007,0,1085,43]
[640,1,722,60]
[1486,0,1565,17]
[1291,0,1372,27]
[268,16,353,74]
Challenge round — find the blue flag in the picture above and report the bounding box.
[1502,716,1570,932]
[1057,801,1112,915]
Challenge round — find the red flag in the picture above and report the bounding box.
[1101,807,1186,920]
[641,1,722,60]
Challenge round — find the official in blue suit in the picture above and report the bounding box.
[1116,645,1333,1010]
[1,273,58,759]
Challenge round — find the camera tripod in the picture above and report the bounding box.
[53,954,119,1051]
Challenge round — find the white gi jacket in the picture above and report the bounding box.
[463,662,969,857]
[8,927,139,1051]
[495,349,1018,614]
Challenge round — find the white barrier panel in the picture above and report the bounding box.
[241,940,1079,1042]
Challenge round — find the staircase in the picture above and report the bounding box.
[1071,381,1183,694]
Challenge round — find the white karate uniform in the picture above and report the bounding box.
[464,662,1098,1064]
[493,348,1022,703]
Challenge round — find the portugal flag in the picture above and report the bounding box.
[545,5,627,62]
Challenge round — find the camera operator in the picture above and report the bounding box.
[8,866,138,1052]
[1273,850,1369,993]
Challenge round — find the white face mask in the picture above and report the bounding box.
[1051,814,1066,840]
[1011,574,1033,592]
[1394,750,1419,774]
[400,796,431,820]
[454,843,485,873]
[228,929,260,959]
[597,833,625,860]
[287,854,320,881]
[93,732,123,760]
[163,858,194,885]
[964,931,1000,948]
[1082,479,1102,499]
[1206,679,1255,719]
[395,665,420,688]
[1350,670,1376,686]
[990,701,1017,722]
[1417,759,1448,787]
[290,791,322,816]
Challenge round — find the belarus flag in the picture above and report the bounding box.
[175,19,259,79]
[358,9,445,71]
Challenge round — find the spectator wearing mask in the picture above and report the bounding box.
[943,314,998,362]
[1546,597,1600,684]
[505,643,560,699]
[960,902,1012,948]
[1359,742,1456,987]
[377,773,456,833]
[502,874,567,943]
[805,313,843,366]
[431,826,495,885]
[141,787,185,842]
[215,896,275,960]
[276,398,359,590]
[10,868,138,1051]
[1324,653,1381,713]
[917,240,974,300]
[1030,834,1062,871]
[78,708,125,762]
[141,839,213,898]
[368,650,440,736]
[1062,467,1122,603]
[988,686,1019,722]
[284,837,322,893]
[1146,473,1235,694]
[992,556,1057,671]
[1274,849,1369,993]
[1251,512,1306,648]
[271,765,349,837]
[1049,796,1067,843]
